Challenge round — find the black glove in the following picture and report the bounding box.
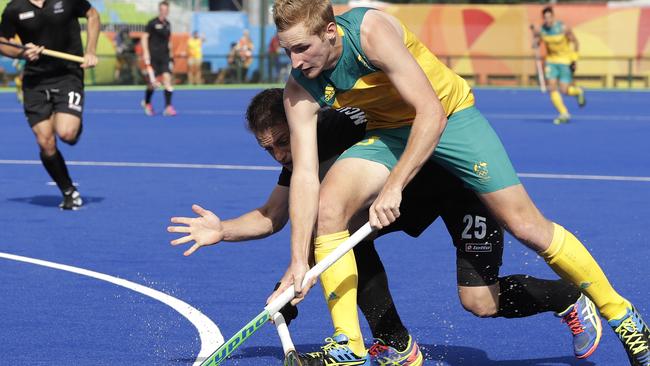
[569,61,576,74]
[273,282,299,326]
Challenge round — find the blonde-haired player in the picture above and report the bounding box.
[268,1,650,365]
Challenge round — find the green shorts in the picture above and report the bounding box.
[338,106,520,193]
[545,62,573,84]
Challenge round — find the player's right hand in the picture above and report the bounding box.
[168,204,224,256]
[267,261,314,306]
[23,43,43,62]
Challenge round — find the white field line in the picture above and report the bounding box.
[2,159,649,182]
[0,252,224,366]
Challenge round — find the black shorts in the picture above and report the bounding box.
[23,74,84,127]
[378,163,504,287]
[151,55,171,76]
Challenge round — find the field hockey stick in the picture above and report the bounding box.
[529,25,547,93]
[199,222,375,366]
[0,39,84,63]
[272,312,301,365]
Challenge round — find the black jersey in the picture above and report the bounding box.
[145,16,171,59]
[0,0,90,82]
[277,107,367,186]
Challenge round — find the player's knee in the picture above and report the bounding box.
[36,135,56,153]
[59,124,83,146]
[317,195,348,231]
[460,295,498,318]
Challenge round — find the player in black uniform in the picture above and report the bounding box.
[141,1,176,117]
[168,89,601,365]
[0,0,100,210]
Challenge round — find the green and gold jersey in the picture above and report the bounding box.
[540,21,575,65]
[292,7,474,131]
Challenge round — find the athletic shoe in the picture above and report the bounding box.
[608,306,650,366]
[163,105,177,116]
[293,334,371,366]
[368,335,423,366]
[141,100,154,116]
[557,294,602,359]
[59,189,83,210]
[553,113,571,125]
[576,87,586,108]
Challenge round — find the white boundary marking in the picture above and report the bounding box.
[1,106,649,121]
[1,159,649,182]
[0,159,281,171]
[0,252,224,366]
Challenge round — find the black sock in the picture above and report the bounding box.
[355,240,410,351]
[495,275,581,318]
[164,90,172,106]
[40,150,73,194]
[145,88,154,104]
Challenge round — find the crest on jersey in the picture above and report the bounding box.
[473,161,490,181]
[324,85,335,102]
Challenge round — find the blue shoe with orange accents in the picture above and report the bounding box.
[557,294,602,359]
[368,335,423,366]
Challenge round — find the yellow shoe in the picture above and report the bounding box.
[553,113,571,125]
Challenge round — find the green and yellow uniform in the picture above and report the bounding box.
[293,7,519,193]
[540,21,574,84]
[291,9,634,359]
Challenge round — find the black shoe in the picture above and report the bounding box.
[59,189,83,210]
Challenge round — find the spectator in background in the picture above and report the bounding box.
[236,29,253,82]
[187,31,204,85]
[268,33,281,82]
[216,41,238,84]
[115,27,137,84]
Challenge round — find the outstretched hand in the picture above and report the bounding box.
[168,204,224,256]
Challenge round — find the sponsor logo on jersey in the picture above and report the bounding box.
[19,11,35,20]
[465,243,492,252]
[336,106,367,125]
[53,1,64,14]
[68,104,82,112]
[356,53,369,69]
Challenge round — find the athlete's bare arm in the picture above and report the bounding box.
[360,10,447,228]
[82,7,100,68]
[168,185,290,256]
[274,76,321,303]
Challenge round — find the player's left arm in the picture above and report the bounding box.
[360,10,447,228]
[81,6,100,68]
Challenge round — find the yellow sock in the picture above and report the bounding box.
[540,223,630,320]
[567,85,582,96]
[315,230,366,356]
[550,91,568,115]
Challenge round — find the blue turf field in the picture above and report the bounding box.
[0,87,649,365]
